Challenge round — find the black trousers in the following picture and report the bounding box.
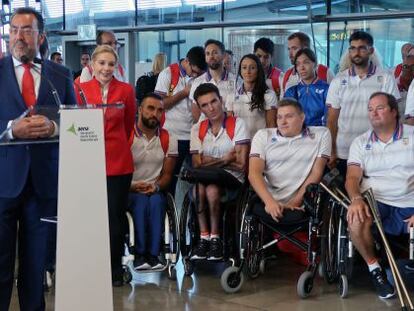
[107,174,132,281]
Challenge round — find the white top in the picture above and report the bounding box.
[131,128,178,184]
[405,79,414,119]
[225,86,277,139]
[155,64,192,140]
[79,63,126,83]
[189,70,236,107]
[326,64,400,159]
[280,65,335,98]
[250,126,332,204]
[348,124,414,208]
[189,116,250,182]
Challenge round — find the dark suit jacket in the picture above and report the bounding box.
[0,56,77,198]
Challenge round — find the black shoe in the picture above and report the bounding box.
[134,254,151,270]
[208,238,223,261]
[148,255,165,270]
[112,279,124,287]
[404,261,414,272]
[370,267,395,299]
[190,239,210,260]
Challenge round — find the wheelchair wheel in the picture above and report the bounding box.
[339,274,349,298]
[240,206,263,279]
[321,200,340,284]
[259,259,266,275]
[183,258,194,276]
[168,265,177,280]
[297,271,314,298]
[221,266,244,294]
[123,266,132,284]
[179,193,197,259]
[338,216,354,280]
[165,193,180,264]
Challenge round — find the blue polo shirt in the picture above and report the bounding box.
[284,79,329,126]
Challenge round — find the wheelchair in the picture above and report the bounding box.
[319,168,354,298]
[122,192,180,282]
[221,184,325,296]
[178,167,248,290]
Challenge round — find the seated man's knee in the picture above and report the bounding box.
[205,185,221,204]
[349,217,372,235]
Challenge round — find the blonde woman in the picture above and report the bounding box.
[77,45,136,287]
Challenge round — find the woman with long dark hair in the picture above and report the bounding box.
[226,54,277,139]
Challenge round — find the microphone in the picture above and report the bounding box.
[33,57,88,106]
[21,55,63,107]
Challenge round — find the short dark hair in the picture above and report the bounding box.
[11,7,44,33]
[278,98,304,114]
[50,52,61,60]
[225,49,233,56]
[39,36,49,60]
[96,30,115,45]
[253,37,274,56]
[141,92,163,106]
[186,46,207,71]
[369,92,399,121]
[349,31,374,47]
[193,83,221,104]
[204,39,225,53]
[287,32,311,48]
[294,48,317,65]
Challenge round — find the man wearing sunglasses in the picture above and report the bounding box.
[326,31,400,177]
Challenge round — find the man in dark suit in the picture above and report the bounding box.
[0,7,76,311]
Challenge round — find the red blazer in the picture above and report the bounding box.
[77,77,136,176]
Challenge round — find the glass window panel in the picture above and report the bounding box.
[137,1,221,25]
[332,0,414,14]
[225,0,326,21]
[329,18,414,73]
[223,23,328,72]
[65,0,135,30]
[43,0,63,31]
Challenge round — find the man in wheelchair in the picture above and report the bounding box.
[189,83,250,260]
[346,92,414,299]
[249,98,331,224]
[129,93,178,270]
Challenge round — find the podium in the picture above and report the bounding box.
[55,107,113,311]
[0,105,114,310]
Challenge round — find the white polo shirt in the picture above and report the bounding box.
[348,124,414,208]
[225,86,277,139]
[250,127,332,204]
[326,63,400,159]
[189,70,236,107]
[190,116,250,182]
[405,79,414,119]
[131,127,178,184]
[155,64,193,140]
[280,65,335,98]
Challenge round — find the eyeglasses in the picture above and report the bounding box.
[10,26,39,37]
[348,45,371,53]
[101,40,120,48]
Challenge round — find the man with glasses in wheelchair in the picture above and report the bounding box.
[189,83,250,261]
[129,93,178,270]
[346,92,414,299]
[249,98,331,224]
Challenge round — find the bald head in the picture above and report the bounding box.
[402,43,414,62]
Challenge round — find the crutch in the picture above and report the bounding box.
[364,189,414,311]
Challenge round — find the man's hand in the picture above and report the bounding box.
[328,152,337,170]
[222,149,236,165]
[284,197,305,212]
[264,199,284,222]
[182,84,191,97]
[132,181,156,194]
[403,215,414,232]
[346,198,371,225]
[12,115,55,139]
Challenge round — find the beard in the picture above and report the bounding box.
[351,56,369,67]
[11,40,35,62]
[208,62,221,70]
[141,115,159,129]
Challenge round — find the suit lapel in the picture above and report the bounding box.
[37,61,50,107]
[4,56,27,110]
